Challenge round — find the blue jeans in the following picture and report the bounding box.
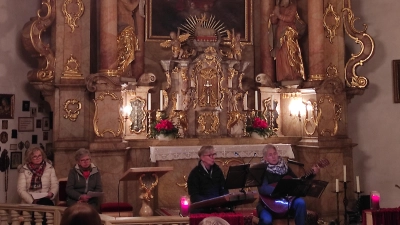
[257,197,307,225]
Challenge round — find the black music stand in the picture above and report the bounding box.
[271,178,328,225]
[224,163,266,192]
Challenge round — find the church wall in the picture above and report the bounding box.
[0,0,53,204]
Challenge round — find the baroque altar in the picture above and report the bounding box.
[20,0,374,221]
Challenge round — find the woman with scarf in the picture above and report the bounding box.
[66,148,103,212]
[17,146,58,205]
[256,144,319,225]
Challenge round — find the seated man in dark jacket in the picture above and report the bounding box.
[187,145,229,213]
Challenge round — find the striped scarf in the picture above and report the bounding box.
[28,160,46,190]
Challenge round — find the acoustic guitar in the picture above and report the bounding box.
[259,159,330,216]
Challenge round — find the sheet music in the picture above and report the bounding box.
[29,192,48,200]
[87,191,104,198]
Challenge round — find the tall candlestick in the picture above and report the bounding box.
[356,176,360,193]
[336,179,339,192]
[343,165,346,182]
[228,79,232,88]
[255,90,259,110]
[176,94,181,110]
[147,93,151,110]
[244,93,248,110]
[160,90,164,110]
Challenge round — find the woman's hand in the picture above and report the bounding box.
[47,192,54,198]
[312,165,320,174]
[79,194,91,202]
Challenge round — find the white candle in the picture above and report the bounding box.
[356,176,360,193]
[243,93,248,110]
[159,90,164,110]
[336,179,339,192]
[147,93,151,110]
[228,79,232,88]
[191,79,195,88]
[343,165,347,182]
[255,90,259,110]
[176,94,181,110]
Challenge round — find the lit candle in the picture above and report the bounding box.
[160,90,164,110]
[176,94,181,110]
[343,165,346,182]
[180,196,190,217]
[356,176,360,193]
[147,93,151,110]
[335,179,339,193]
[370,191,380,210]
[243,93,248,110]
[255,90,259,110]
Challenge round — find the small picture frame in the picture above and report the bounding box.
[36,119,42,128]
[10,144,17,150]
[18,117,34,132]
[42,117,50,131]
[10,152,22,169]
[0,94,15,119]
[22,100,30,112]
[393,60,400,103]
[30,107,37,117]
[43,131,49,141]
[2,120,8,129]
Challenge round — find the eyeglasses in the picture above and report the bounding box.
[80,158,91,163]
[203,153,217,158]
[32,155,42,159]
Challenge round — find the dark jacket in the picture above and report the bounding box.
[187,161,228,213]
[66,163,102,211]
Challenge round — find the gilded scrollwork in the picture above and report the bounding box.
[62,0,84,33]
[323,4,340,44]
[227,111,244,136]
[93,91,123,138]
[197,111,220,135]
[343,7,374,89]
[117,26,138,74]
[63,99,82,122]
[62,55,83,78]
[21,0,55,83]
[318,95,342,136]
[303,101,320,136]
[326,63,338,78]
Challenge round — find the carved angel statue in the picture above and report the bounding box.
[220,29,244,60]
[160,30,191,59]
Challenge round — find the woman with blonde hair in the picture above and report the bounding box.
[17,146,58,205]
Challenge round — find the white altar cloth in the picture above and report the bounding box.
[149,144,294,162]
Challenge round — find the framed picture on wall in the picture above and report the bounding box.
[18,117,34,132]
[10,152,22,169]
[42,117,50,131]
[0,94,15,119]
[145,0,252,43]
[393,60,400,103]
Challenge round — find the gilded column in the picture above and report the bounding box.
[132,9,145,78]
[260,0,275,83]
[100,0,118,72]
[307,0,325,81]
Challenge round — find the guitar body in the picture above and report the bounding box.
[260,193,295,217]
[259,159,330,217]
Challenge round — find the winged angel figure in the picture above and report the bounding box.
[160,31,191,59]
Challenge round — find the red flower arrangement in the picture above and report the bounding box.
[150,119,179,138]
[246,117,276,138]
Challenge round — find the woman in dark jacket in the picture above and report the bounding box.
[187,145,228,213]
[66,148,103,212]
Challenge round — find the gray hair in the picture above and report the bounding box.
[198,145,214,157]
[262,144,277,156]
[75,148,91,162]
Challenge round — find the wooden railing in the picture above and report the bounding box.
[0,204,189,225]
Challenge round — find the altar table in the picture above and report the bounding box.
[363,208,400,225]
[150,144,294,162]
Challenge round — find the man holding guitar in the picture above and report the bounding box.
[256,144,320,225]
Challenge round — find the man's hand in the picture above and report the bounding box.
[311,165,320,174]
[79,194,91,202]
